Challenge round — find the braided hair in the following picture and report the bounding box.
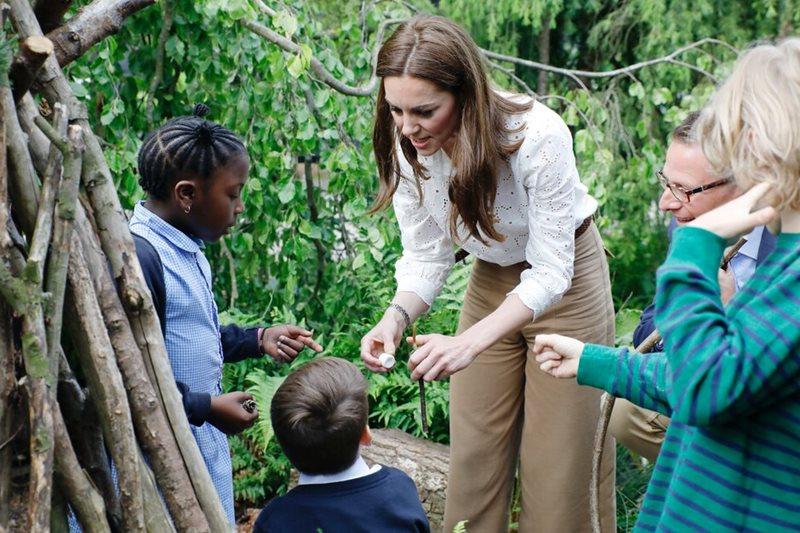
[137,104,247,200]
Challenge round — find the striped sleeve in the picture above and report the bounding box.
[577,344,672,415]
[655,227,800,426]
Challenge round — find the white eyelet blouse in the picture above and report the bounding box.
[392,99,597,319]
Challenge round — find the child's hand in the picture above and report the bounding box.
[261,325,323,364]
[687,182,776,239]
[532,334,584,379]
[208,391,258,435]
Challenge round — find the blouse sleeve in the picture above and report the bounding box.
[392,157,455,306]
[508,115,580,319]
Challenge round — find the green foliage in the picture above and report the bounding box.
[67,0,796,519]
[245,369,285,449]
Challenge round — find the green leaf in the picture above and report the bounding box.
[246,369,286,450]
[274,9,298,38]
[278,180,295,204]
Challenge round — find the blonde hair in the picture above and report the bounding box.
[371,15,532,244]
[697,38,800,210]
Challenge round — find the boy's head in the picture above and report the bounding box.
[697,38,800,211]
[271,358,369,475]
[137,104,249,241]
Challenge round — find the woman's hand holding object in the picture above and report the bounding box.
[407,332,482,381]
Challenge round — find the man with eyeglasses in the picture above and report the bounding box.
[608,111,776,462]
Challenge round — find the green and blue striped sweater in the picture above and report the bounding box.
[578,227,800,531]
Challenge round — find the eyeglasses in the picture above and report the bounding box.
[656,170,733,203]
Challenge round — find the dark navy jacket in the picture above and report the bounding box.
[254,466,430,533]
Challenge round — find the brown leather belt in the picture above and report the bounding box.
[454,215,594,265]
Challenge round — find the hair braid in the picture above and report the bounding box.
[137,105,247,200]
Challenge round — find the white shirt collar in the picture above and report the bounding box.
[297,455,381,486]
[738,226,764,260]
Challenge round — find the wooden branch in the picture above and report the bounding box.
[144,0,173,126]
[138,454,177,533]
[537,12,551,95]
[64,242,146,532]
[9,36,53,102]
[53,404,111,533]
[241,18,405,96]
[33,0,74,33]
[27,103,67,285]
[45,124,83,369]
[590,327,662,533]
[46,0,156,68]
[482,38,737,80]
[245,10,736,96]
[56,355,122,529]
[72,206,211,531]
[3,74,41,235]
[8,3,230,527]
[16,94,50,176]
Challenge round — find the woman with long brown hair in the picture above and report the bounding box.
[360,15,615,532]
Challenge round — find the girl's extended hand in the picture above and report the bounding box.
[407,333,482,381]
[208,391,258,435]
[687,182,777,239]
[261,325,323,364]
[533,334,585,379]
[360,314,405,373]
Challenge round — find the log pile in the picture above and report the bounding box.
[0,1,231,530]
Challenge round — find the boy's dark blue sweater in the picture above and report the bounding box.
[253,466,430,533]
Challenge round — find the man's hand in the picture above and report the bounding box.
[208,391,258,435]
[261,325,323,364]
[532,334,585,379]
[718,267,736,305]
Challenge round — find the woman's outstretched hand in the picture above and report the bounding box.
[407,333,482,381]
[687,182,777,239]
[533,334,585,379]
[360,314,405,373]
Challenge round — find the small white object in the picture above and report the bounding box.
[378,352,396,369]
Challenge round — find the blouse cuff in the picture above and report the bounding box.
[507,278,552,320]
[395,276,441,307]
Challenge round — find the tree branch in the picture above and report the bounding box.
[45,124,83,369]
[144,0,173,127]
[9,36,53,103]
[481,37,737,80]
[45,0,156,68]
[241,16,403,97]
[53,404,111,533]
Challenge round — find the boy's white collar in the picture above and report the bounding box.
[298,455,381,486]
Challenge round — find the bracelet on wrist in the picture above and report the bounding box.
[387,303,411,330]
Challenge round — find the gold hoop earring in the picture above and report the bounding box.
[184,204,191,214]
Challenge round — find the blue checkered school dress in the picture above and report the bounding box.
[129,202,235,523]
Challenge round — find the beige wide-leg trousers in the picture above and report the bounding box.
[444,224,616,533]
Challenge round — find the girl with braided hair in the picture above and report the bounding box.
[130,104,322,522]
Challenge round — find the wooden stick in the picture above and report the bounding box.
[412,324,428,435]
